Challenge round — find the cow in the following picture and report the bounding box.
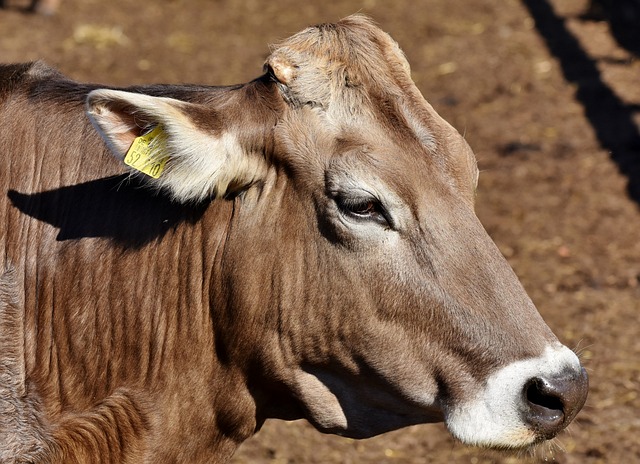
[0,15,587,464]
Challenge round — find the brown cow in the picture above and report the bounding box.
[0,15,587,464]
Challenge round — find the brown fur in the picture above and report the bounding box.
[0,268,49,463]
[0,16,583,463]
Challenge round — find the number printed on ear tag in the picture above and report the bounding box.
[124,126,169,179]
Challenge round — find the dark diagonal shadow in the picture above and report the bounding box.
[581,0,640,56]
[8,175,209,248]
[522,0,640,204]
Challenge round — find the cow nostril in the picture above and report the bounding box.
[524,378,565,439]
[522,368,589,440]
[526,378,564,414]
[523,378,566,440]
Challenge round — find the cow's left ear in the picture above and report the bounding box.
[86,89,268,203]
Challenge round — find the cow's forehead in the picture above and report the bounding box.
[275,100,477,212]
[326,127,457,205]
[266,15,477,203]
[269,15,410,75]
[266,15,411,113]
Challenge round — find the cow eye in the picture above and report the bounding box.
[336,196,389,227]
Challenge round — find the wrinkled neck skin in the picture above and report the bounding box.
[0,82,266,463]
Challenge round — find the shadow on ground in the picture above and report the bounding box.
[522,0,640,204]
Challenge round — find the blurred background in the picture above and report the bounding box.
[1,0,638,462]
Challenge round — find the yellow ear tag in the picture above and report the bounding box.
[124,126,169,179]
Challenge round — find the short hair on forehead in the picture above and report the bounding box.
[268,14,412,96]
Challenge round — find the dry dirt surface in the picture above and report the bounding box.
[1,0,639,462]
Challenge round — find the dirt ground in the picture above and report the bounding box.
[1,0,639,462]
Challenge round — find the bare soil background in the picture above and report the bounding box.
[1,0,638,462]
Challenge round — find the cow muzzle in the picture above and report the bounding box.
[522,367,589,440]
[443,344,588,449]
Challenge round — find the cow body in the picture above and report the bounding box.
[0,16,587,463]
[0,64,263,462]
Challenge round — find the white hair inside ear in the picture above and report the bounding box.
[86,89,268,203]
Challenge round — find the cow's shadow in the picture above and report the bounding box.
[8,175,209,248]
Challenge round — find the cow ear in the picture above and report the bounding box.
[86,89,267,203]
[266,53,297,86]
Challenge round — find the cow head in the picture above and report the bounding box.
[86,15,587,449]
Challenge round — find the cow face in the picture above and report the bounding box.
[87,15,587,449]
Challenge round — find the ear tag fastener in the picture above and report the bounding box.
[124,126,169,179]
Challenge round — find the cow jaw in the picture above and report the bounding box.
[284,337,586,446]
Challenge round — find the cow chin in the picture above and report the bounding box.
[443,344,588,449]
